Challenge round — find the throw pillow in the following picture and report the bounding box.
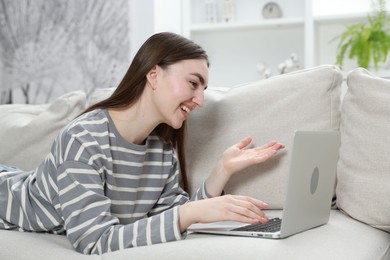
[336,68,390,232]
[0,91,87,171]
[88,87,116,105]
[186,65,342,209]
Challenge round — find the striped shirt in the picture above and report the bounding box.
[0,109,210,254]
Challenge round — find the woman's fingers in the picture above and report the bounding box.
[235,136,253,150]
[222,195,269,224]
[229,202,269,224]
[256,140,278,150]
[180,195,270,230]
[252,141,285,161]
[255,141,285,152]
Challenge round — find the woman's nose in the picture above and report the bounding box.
[192,89,205,108]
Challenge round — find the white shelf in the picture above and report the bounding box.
[314,13,367,23]
[191,17,305,32]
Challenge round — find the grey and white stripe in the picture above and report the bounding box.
[0,109,209,254]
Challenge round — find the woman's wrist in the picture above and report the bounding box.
[179,202,197,232]
[205,159,231,197]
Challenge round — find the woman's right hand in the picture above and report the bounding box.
[179,195,269,232]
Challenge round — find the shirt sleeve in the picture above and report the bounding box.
[191,181,213,200]
[56,160,186,255]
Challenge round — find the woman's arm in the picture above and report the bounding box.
[57,161,187,254]
[178,137,284,232]
[205,137,285,197]
[178,194,269,232]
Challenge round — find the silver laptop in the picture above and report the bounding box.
[188,130,340,239]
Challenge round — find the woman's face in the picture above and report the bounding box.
[152,58,209,129]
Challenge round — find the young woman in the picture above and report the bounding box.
[0,32,284,254]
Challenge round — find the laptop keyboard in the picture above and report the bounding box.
[232,217,282,232]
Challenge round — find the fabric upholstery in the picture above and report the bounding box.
[0,210,389,260]
[0,91,86,171]
[336,68,390,232]
[88,87,116,105]
[186,65,342,208]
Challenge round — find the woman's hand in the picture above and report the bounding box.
[222,137,285,176]
[179,194,269,232]
[206,137,285,197]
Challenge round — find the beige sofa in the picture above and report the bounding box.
[0,65,389,259]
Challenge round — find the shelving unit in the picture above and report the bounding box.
[182,0,307,87]
[175,0,386,87]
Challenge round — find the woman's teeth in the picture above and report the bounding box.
[180,105,190,113]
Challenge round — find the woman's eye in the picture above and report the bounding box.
[190,81,198,88]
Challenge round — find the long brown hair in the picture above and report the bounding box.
[83,32,209,192]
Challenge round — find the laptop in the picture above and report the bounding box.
[188,130,340,239]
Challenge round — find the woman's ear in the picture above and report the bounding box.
[146,65,159,90]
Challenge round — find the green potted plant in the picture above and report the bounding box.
[333,0,390,70]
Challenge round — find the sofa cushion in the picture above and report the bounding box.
[336,68,390,232]
[0,91,87,171]
[0,210,389,260]
[88,87,116,105]
[186,65,342,208]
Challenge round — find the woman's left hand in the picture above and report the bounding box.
[222,136,285,177]
[205,136,285,197]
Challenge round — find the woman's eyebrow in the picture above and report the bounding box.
[190,73,206,85]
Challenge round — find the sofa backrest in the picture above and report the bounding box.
[0,65,343,210]
[0,91,87,171]
[336,68,390,232]
[186,65,343,209]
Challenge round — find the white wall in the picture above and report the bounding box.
[313,0,375,16]
[129,0,184,59]
[153,0,183,34]
[129,0,155,59]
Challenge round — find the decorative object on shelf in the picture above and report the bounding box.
[278,53,300,74]
[257,53,300,79]
[332,0,390,70]
[205,0,217,23]
[257,62,273,79]
[222,0,235,23]
[262,2,282,19]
